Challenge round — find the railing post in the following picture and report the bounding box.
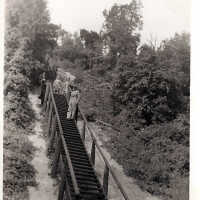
[103,165,109,197]
[48,115,56,150]
[81,121,86,141]
[58,156,66,200]
[74,106,78,124]
[91,140,96,166]
[51,135,62,177]
[47,102,53,136]
[49,110,55,136]
[46,92,51,116]
[43,83,49,111]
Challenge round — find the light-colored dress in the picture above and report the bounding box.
[53,79,63,94]
[67,90,81,119]
[64,82,70,99]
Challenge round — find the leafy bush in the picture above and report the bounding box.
[85,108,97,122]
[3,124,36,200]
[4,64,36,200]
[112,67,186,130]
[5,38,44,87]
[4,46,36,128]
[109,113,189,198]
[4,66,30,97]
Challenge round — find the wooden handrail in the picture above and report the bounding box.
[78,106,131,200]
[48,83,80,196]
[47,81,130,200]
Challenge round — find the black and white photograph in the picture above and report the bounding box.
[2,0,192,200]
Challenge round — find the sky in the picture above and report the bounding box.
[46,0,190,44]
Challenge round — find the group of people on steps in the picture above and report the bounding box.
[39,61,81,120]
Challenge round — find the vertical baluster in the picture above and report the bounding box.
[46,92,51,116]
[103,165,109,197]
[48,115,56,149]
[47,103,53,136]
[81,121,86,141]
[45,93,49,114]
[63,162,73,200]
[74,106,78,124]
[51,135,62,177]
[91,140,96,166]
[58,156,66,200]
[43,83,49,111]
[49,109,54,137]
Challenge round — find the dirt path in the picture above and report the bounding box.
[28,92,58,200]
[77,121,162,200]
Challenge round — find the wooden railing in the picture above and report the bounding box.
[76,106,131,200]
[43,82,80,199]
[43,82,131,200]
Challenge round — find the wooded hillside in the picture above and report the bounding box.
[51,1,189,199]
[4,0,189,200]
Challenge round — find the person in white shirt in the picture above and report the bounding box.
[53,79,63,94]
[63,81,70,101]
[67,86,81,119]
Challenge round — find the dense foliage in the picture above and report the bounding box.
[4,45,37,200]
[3,0,190,199]
[53,1,189,199]
[4,0,57,199]
[110,32,189,199]
[112,36,189,129]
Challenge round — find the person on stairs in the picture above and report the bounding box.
[63,80,71,102]
[39,72,46,105]
[53,78,63,94]
[67,86,81,120]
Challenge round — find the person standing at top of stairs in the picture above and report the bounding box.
[46,65,57,86]
[39,72,46,105]
[67,86,81,120]
[63,80,71,102]
[44,54,57,86]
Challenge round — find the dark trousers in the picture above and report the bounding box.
[40,83,46,105]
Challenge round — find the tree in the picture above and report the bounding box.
[5,0,59,63]
[80,29,102,53]
[112,33,190,129]
[55,31,86,63]
[157,33,190,96]
[102,0,143,67]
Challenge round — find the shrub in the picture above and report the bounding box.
[109,113,189,198]
[112,66,186,130]
[84,108,97,122]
